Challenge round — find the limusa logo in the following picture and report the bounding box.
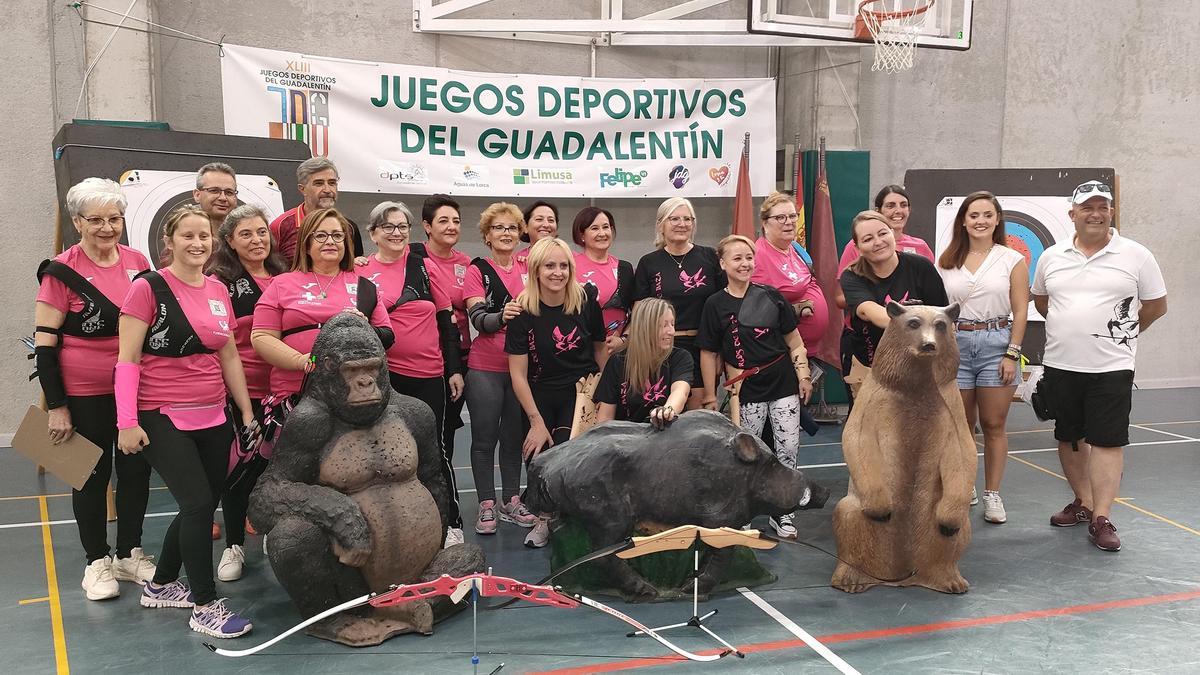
[599,168,649,188]
[668,165,690,189]
[260,58,337,157]
[513,168,574,186]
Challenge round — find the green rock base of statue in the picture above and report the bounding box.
[549,518,776,601]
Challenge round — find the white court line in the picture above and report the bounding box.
[1131,424,1200,443]
[737,587,860,675]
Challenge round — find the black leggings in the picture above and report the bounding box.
[68,394,152,563]
[139,409,233,606]
[390,372,462,529]
[532,384,576,447]
[220,399,267,547]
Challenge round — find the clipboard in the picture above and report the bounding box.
[11,405,104,490]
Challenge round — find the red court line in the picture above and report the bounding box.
[533,588,1200,674]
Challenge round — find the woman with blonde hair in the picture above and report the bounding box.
[506,237,606,547]
[593,298,691,427]
[632,197,724,410]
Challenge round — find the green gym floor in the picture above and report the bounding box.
[3,388,1199,674]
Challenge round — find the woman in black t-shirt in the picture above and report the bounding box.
[632,197,725,410]
[697,235,813,540]
[594,298,692,427]
[839,210,949,370]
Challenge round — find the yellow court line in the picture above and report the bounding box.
[19,596,50,605]
[0,486,169,503]
[38,496,69,674]
[1010,455,1200,539]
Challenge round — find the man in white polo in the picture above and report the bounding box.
[1032,180,1167,552]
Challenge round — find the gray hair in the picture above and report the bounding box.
[65,177,127,218]
[297,156,338,185]
[219,203,268,240]
[368,201,414,230]
[195,162,237,189]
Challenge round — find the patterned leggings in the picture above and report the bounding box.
[739,394,802,469]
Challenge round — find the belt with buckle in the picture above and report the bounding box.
[956,318,1011,331]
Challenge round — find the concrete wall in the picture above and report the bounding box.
[1,0,1195,433]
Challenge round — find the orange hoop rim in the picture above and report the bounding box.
[853,0,935,40]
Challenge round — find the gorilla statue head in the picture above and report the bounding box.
[308,313,391,427]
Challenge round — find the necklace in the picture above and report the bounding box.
[968,246,994,257]
[665,249,688,268]
[313,271,340,299]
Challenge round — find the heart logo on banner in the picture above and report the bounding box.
[708,165,730,186]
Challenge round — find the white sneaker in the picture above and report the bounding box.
[217,545,246,581]
[82,556,119,600]
[443,527,465,549]
[770,514,798,539]
[112,547,156,584]
[524,518,551,549]
[982,490,1007,524]
[970,486,979,506]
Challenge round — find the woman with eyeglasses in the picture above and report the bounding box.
[515,200,558,265]
[698,235,813,539]
[753,191,831,358]
[572,206,635,357]
[463,203,538,536]
[359,200,466,542]
[632,197,725,411]
[937,192,1029,525]
[34,177,155,601]
[205,204,287,582]
[251,208,393,438]
[116,205,257,638]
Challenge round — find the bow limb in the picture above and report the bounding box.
[572,593,728,662]
[488,539,635,610]
[205,593,372,657]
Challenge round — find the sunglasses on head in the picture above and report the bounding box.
[1073,183,1111,198]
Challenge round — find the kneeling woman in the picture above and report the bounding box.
[116,206,257,638]
[506,237,606,548]
[593,298,691,427]
[697,235,813,540]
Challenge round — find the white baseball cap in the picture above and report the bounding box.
[1070,180,1113,204]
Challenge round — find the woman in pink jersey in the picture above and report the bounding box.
[205,204,287,582]
[360,200,466,540]
[571,206,635,358]
[115,205,257,638]
[464,203,538,535]
[838,185,934,271]
[752,191,830,358]
[515,200,558,265]
[34,177,154,601]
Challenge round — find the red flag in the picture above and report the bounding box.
[731,133,755,238]
[809,138,841,370]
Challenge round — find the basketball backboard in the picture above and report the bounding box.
[748,0,973,50]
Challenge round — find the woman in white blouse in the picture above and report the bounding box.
[937,191,1029,525]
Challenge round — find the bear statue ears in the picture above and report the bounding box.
[886,301,961,323]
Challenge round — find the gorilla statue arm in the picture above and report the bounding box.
[249,397,373,553]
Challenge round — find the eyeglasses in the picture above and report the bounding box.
[310,231,346,244]
[199,187,239,198]
[80,215,125,228]
[768,213,800,224]
[376,223,410,234]
[666,216,695,225]
[490,224,520,234]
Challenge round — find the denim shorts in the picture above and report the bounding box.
[955,325,1012,389]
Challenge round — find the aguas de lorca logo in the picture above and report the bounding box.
[259,58,338,157]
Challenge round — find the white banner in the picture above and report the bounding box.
[220,44,776,198]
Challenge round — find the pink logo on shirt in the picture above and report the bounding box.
[552,325,581,354]
[642,375,667,403]
[884,291,911,305]
[680,268,706,292]
[753,327,770,339]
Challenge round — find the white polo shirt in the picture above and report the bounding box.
[1032,228,1166,373]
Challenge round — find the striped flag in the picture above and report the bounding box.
[793,134,807,246]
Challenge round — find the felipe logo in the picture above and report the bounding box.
[708,165,731,186]
[668,165,690,189]
[599,168,648,188]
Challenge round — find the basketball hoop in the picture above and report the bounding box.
[854,0,936,74]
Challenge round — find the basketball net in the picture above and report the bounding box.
[856,0,935,74]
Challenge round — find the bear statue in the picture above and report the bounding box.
[249,313,484,646]
[831,302,977,594]
[525,409,829,602]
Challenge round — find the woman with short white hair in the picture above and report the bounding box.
[34,177,155,601]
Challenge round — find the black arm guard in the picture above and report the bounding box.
[373,325,396,350]
[468,301,505,334]
[34,345,68,409]
[436,308,463,376]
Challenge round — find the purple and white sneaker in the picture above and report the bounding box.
[140,580,195,608]
[190,598,253,638]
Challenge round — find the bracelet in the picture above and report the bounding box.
[1002,353,1020,361]
[800,376,812,382]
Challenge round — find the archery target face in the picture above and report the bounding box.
[935,195,1075,321]
[119,169,285,267]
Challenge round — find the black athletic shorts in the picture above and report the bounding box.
[1044,366,1134,448]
